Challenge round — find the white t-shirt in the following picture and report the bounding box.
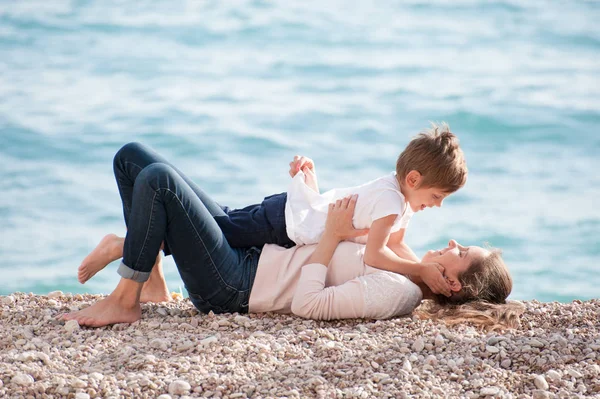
[284,172,413,245]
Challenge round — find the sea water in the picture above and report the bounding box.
[0,1,598,302]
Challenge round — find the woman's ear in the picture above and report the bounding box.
[448,279,462,292]
[405,170,422,188]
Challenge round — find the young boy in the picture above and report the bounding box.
[217,123,467,297]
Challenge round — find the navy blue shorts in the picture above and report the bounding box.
[216,192,295,249]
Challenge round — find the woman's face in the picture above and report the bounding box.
[422,239,490,291]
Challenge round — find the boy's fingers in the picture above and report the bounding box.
[353,228,369,236]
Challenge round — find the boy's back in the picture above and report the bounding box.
[285,171,413,245]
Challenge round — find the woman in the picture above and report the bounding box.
[62,143,521,328]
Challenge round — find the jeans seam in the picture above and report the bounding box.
[159,187,239,292]
[133,190,157,268]
[120,161,144,218]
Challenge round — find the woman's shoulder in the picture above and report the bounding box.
[360,271,423,319]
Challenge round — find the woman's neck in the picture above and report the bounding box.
[409,276,436,300]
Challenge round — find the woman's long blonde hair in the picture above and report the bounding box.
[414,250,525,330]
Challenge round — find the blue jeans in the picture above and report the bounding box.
[113,142,268,313]
[114,143,294,251]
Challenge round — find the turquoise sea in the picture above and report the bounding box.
[1,1,598,302]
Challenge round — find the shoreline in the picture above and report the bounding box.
[1,293,598,398]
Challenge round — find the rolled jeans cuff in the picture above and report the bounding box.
[117,262,151,283]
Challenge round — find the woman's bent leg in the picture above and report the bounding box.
[118,163,256,313]
[113,142,293,250]
[113,142,228,227]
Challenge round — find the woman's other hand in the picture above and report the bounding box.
[324,195,370,241]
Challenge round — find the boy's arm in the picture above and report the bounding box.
[363,216,451,296]
[387,229,420,263]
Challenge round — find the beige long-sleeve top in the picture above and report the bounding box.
[248,242,423,320]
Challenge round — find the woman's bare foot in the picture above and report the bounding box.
[60,278,142,327]
[140,255,171,303]
[78,234,124,284]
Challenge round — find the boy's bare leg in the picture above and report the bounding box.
[60,277,143,327]
[140,254,171,303]
[78,234,124,284]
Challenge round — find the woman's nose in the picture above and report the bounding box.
[448,239,457,248]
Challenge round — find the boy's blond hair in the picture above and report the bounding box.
[396,122,467,192]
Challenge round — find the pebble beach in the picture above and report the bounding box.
[0,293,598,399]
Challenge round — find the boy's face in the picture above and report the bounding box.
[406,185,449,212]
[402,170,451,212]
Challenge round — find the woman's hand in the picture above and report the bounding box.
[324,195,369,241]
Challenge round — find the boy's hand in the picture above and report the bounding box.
[289,155,315,178]
[419,263,451,297]
[324,195,369,240]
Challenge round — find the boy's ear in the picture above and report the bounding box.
[405,170,422,188]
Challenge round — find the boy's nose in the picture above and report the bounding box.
[448,239,457,248]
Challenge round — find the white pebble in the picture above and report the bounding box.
[534,375,549,390]
[486,345,500,353]
[412,338,425,352]
[157,395,172,399]
[200,336,219,346]
[2,295,15,305]
[12,373,34,386]
[480,387,500,396]
[532,390,550,399]
[425,355,437,365]
[75,393,90,399]
[234,315,251,325]
[567,369,583,379]
[545,369,561,382]
[89,372,104,381]
[168,380,191,395]
[47,290,64,298]
[434,334,445,347]
[65,319,80,333]
[402,360,412,372]
[501,359,511,368]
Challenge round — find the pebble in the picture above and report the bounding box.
[567,369,583,379]
[412,338,425,352]
[200,335,219,346]
[545,369,561,382]
[64,319,80,333]
[434,334,445,347]
[12,373,34,386]
[0,293,597,399]
[532,390,550,399]
[534,375,549,390]
[75,393,90,399]
[157,395,172,399]
[47,290,64,298]
[480,386,500,396]
[486,345,500,353]
[168,380,191,395]
[2,295,15,305]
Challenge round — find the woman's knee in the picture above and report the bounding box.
[113,142,146,170]
[137,163,177,188]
